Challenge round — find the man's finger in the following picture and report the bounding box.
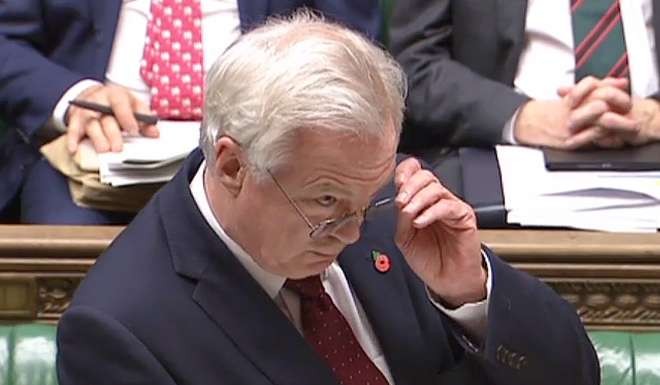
[66,110,85,153]
[132,97,160,138]
[396,168,436,206]
[140,124,160,138]
[593,134,626,149]
[567,100,609,133]
[595,111,639,133]
[589,86,632,113]
[394,157,422,190]
[108,88,139,135]
[394,196,416,249]
[564,126,605,149]
[67,109,98,153]
[400,181,445,221]
[85,119,111,153]
[565,76,599,108]
[100,115,124,152]
[413,199,474,229]
[558,77,628,103]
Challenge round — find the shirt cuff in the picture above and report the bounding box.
[502,106,523,144]
[52,79,103,133]
[427,249,492,343]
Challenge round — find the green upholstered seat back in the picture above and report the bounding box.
[632,333,660,385]
[0,323,659,385]
[590,331,660,385]
[0,324,58,385]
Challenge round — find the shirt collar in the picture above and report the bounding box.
[189,161,286,298]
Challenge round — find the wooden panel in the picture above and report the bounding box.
[0,225,659,329]
[0,275,36,319]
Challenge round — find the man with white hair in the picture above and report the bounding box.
[57,13,599,385]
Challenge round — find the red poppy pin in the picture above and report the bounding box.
[371,250,391,273]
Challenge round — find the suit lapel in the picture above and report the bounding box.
[158,151,339,385]
[192,253,340,385]
[338,237,444,385]
[90,0,122,77]
[495,0,528,84]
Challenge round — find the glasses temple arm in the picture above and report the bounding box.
[267,169,316,230]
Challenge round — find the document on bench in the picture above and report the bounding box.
[88,120,200,187]
[496,145,660,233]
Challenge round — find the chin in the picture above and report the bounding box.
[307,251,338,268]
[284,251,338,279]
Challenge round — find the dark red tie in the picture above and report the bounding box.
[285,276,390,385]
[141,0,204,120]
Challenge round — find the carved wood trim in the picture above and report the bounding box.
[1,226,660,329]
[37,276,84,321]
[480,230,660,263]
[544,279,660,330]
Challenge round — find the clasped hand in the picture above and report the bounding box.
[515,76,660,149]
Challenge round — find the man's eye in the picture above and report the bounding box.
[316,195,337,207]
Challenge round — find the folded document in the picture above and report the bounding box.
[85,121,200,186]
[496,145,660,233]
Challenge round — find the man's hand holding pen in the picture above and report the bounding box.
[65,84,159,154]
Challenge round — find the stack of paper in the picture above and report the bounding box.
[496,145,660,233]
[95,121,200,187]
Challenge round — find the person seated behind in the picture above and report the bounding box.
[0,0,381,224]
[57,12,599,385]
[390,0,660,156]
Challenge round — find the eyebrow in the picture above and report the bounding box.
[304,180,354,198]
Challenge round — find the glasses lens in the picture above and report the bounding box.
[310,215,358,239]
[310,219,332,239]
[309,198,393,239]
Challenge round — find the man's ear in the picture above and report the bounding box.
[211,137,246,197]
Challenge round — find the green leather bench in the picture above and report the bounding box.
[0,324,57,385]
[592,331,660,385]
[0,324,658,385]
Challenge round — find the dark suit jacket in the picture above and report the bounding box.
[56,149,600,385]
[0,0,381,214]
[390,0,660,152]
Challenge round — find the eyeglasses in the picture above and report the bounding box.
[267,169,394,239]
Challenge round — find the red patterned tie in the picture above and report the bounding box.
[141,0,204,120]
[285,276,390,385]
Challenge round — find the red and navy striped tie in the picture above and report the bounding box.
[571,0,629,82]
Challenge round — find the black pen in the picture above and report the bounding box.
[68,99,159,125]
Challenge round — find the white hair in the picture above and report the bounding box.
[200,10,407,177]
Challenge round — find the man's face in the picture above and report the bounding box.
[233,129,397,279]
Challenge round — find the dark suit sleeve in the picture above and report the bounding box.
[311,0,383,42]
[57,306,177,385]
[0,0,86,138]
[390,0,530,148]
[443,248,600,385]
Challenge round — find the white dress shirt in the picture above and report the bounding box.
[189,161,492,384]
[52,0,240,131]
[504,0,659,142]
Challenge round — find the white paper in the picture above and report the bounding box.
[94,120,200,186]
[496,145,660,232]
